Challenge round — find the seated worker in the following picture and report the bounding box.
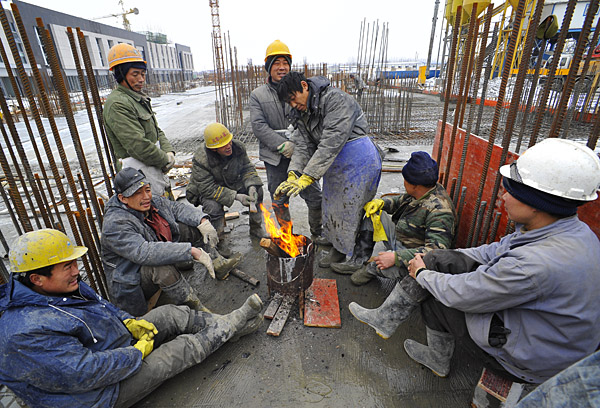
[0,229,263,408]
[102,167,239,316]
[275,72,381,266]
[187,122,267,240]
[372,139,600,384]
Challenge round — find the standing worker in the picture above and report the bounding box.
[349,73,366,103]
[249,40,325,242]
[275,71,382,267]
[0,229,263,408]
[104,43,175,196]
[187,123,267,241]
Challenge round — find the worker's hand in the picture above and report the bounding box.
[277,141,295,159]
[198,219,219,248]
[374,251,396,270]
[163,151,176,172]
[248,186,258,203]
[192,247,215,279]
[123,318,158,340]
[364,199,385,217]
[235,193,253,207]
[408,253,427,279]
[286,171,298,182]
[133,333,154,359]
[285,174,314,197]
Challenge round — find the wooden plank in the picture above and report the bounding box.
[146,289,162,312]
[259,238,288,258]
[266,295,295,336]
[304,278,341,328]
[264,293,283,319]
[225,211,240,220]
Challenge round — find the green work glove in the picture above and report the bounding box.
[248,186,258,203]
[124,318,158,340]
[133,334,154,359]
[277,141,295,159]
[285,174,314,197]
[364,199,385,217]
[198,220,219,248]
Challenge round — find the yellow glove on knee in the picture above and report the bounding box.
[123,318,158,340]
[133,334,154,359]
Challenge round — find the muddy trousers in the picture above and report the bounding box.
[114,305,235,408]
[419,250,528,384]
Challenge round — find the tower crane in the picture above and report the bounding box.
[92,1,138,31]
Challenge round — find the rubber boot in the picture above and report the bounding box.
[249,211,268,238]
[211,217,232,257]
[404,326,455,377]
[350,262,378,286]
[209,247,242,280]
[162,277,210,312]
[273,203,291,228]
[318,246,346,268]
[331,229,374,274]
[348,281,418,339]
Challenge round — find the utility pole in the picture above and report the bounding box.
[426,0,441,77]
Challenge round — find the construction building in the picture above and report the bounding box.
[0,0,194,97]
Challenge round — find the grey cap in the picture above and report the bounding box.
[114,167,150,197]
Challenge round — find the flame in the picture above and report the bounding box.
[260,203,306,257]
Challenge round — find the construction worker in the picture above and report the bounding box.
[104,43,175,196]
[351,139,600,385]
[349,73,366,102]
[187,123,267,240]
[275,71,382,268]
[338,152,455,311]
[249,40,324,242]
[0,229,263,408]
[101,167,239,316]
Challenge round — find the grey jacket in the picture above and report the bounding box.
[416,216,600,383]
[249,80,291,166]
[288,76,368,180]
[101,194,206,314]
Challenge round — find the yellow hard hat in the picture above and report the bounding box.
[204,122,233,149]
[9,229,88,273]
[108,43,146,71]
[265,39,292,62]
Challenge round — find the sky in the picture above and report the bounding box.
[20,0,445,71]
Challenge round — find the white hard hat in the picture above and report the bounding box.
[499,138,600,201]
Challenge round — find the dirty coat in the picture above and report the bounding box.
[249,80,291,166]
[103,84,173,171]
[288,76,381,254]
[186,140,263,208]
[415,215,600,383]
[0,279,139,408]
[383,183,456,267]
[101,194,206,314]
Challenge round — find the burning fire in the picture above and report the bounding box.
[260,203,306,257]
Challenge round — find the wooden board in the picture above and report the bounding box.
[303,278,341,328]
[266,295,295,336]
[264,293,283,320]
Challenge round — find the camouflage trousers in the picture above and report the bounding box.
[114,304,234,408]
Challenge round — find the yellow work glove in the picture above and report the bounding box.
[287,171,298,182]
[364,199,385,217]
[285,174,314,197]
[123,318,158,340]
[371,210,388,242]
[133,334,154,359]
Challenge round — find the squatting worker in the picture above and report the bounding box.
[275,71,382,267]
[249,40,325,243]
[0,229,264,408]
[361,139,600,384]
[104,43,175,196]
[187,123,268,241]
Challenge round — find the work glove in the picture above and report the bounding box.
[193,248,215,279]
[123,318,158,340]
[286,171,298,182]
[273,172,297,199]
[235,193,253,207]
[364,199,385,217]
[248,186,258,203]
[198,220,219,248]
[284,174,314,197]
[163,151,176,172]
[133,333,154,359]
[277,141,295,159]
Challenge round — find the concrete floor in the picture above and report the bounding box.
[133,146,483,407]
